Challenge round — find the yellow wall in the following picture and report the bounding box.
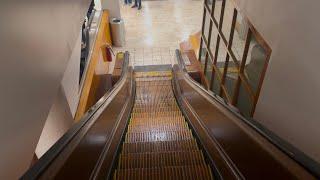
[75,10,112,121]
[189,31,201,57]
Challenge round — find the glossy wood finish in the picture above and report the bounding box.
[173,51,316,179]
[75,10,113,121]
[182,50,203,84]
[112,53,125,86]
[54,74,134,179]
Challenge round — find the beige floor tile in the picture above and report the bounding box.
[115,0,203,66]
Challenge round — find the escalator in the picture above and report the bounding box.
[22,51,319,179]
[113,71,212,179]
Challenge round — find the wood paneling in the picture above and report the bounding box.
[75,10,113,121]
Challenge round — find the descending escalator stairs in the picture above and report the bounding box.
[113,71,213,179]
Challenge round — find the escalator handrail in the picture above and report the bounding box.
[21,51,131,179]
[174,49,320,178]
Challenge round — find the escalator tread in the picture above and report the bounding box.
[118,150,205,169]
[113,71,213,179]
[125,130,194,143]
[122,139,199,154]
[114,165,213,180]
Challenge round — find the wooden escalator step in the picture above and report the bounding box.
[122,139,199,154]
[118,150,206,169]
[113,165,212,180]
[125,130,193,143]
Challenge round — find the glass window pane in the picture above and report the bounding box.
[231,13,248,62]
[237,82,253,118]
[209,24,219,58]
[224,62,238,98]
[216,42,228,75]
[200,44,208,68]
[221,0,236,42]
[221,90,229,102]
[244,35,268,93]
[211,69,221,95]
[214,0,223,23]
[204,10,211,42]
[205,55,213,83]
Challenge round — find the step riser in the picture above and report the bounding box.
[119,151,206,169]
[122,140,199,154]
[125,130,194,143]
[114,165,213,180]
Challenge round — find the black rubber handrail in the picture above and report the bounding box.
[21,51,130,179]
[175,49,320,178]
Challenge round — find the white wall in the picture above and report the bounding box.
[61,31,81,117]
[101,0,121,18]
[35,87,74,157]
[0,0,90,179]
[35,31,82,158]
[236,0,320,163]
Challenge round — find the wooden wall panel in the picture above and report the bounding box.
[75,10,113,121]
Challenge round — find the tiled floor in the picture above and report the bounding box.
[121,47,177,66]
[114,0,204,66]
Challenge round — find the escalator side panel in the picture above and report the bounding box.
[22,52,135,179]
[172,65,314,179]
[92,78,136,179]
[52,70,135,179]
[172,69,240,180]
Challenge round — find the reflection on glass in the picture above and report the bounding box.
[204,10,211,42]
[209,25,219,58]
[221,90,229,102]
[237,82,253,118]
[205,56,213,83]
[216,42,228,74]
[211,69,221,95]
[221,0,235,42]
[244,35,267,93]
[224,61,238,98]
[200,44,208,68]
[231,13,247,62]
[214,0,223,23]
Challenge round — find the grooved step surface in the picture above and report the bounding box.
[128,121,186,128]
[128,124,188,133]
[125,130,193,143]
[114,165,213,180]
[113,71,213,179]
[122,140,199,154]
[119,151,205,169]
[131,111,182,118]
